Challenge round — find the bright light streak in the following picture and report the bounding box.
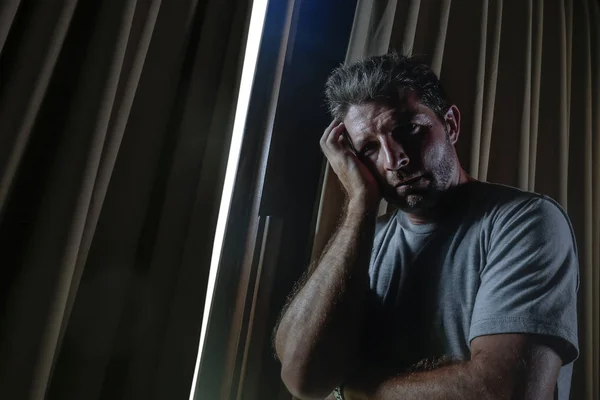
[188,0,269,399]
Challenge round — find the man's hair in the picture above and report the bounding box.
[324,52,450,121]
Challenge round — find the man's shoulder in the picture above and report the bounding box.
[469,181,566,219]
[471,180,540,204]
[472,181,574,245]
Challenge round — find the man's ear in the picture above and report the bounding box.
[444,105,461,144]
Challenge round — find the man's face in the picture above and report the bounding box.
[343,91,461,213]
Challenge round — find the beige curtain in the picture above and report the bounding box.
[313,0,600,399]
[0,0,251,399]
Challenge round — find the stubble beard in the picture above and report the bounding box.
[404,192,426,209]
[393,143,457,212]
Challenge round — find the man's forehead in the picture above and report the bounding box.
[344,94,422,136]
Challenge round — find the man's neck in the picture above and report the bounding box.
[406,169,473,225]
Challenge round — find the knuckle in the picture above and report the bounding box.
[326,135,338,146]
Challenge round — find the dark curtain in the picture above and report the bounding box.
[0,0,251,399]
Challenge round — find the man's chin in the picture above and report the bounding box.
[385,189,421,205]
[404,194,427,209]
[399,196,430,214]
[384,192,435,213]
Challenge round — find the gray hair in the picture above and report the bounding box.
[324,52,450,121]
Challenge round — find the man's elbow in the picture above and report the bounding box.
[274,332,334,398]
[275,328,348,398]
[280,363,334,400]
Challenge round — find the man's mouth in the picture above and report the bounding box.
[395,175,423,187]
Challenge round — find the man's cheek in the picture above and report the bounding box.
[362,159,381,180]
[379,178,399,199]
[424,141,447,164]
[376,176,390,192]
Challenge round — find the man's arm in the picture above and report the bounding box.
[343,334,562,400]
[274,120,380,399]
[339,194,576,400]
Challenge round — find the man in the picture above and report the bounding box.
[273,53,579,400]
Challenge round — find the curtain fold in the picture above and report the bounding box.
[0,0,251,399]
[312,0,600,398]
[0,0,20,54]
[0,0,78,215]
[591,4,600,397]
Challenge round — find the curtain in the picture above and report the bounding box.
[0,0,251,399]
[313,0,600,399]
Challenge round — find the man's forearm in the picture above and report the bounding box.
[275,198,377,399]
[345,335,560,400]
[345,360,501,400]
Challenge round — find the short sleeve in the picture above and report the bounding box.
[469,196,579,365]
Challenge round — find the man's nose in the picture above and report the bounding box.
[381,136,409,171]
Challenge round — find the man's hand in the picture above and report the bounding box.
[320,120,380,209]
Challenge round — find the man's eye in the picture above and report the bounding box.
[392,124,421,139]
[360,143,377,156]
[408,124,421,134]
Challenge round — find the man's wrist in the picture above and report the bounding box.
[346,194,380,216]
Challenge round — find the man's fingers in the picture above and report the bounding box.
[320,120,359,168]
[321,121,345,156]
[320,119,339,145]
[326,118,339,130]
[325,122,345,148]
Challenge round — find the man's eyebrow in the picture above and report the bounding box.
[396,110,418,123]
[353,134,378,153]
[352,134,367,148]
